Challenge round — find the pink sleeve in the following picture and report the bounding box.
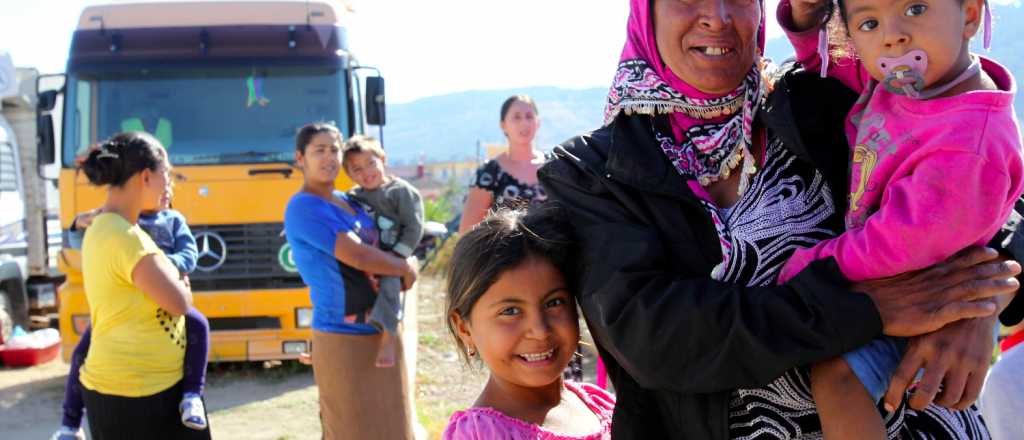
[778,151,1016,282]
[777,0,871,93]
[578,382,617,417]
[441,410,511,440]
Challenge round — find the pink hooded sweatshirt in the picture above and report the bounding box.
[776,0,1024,283]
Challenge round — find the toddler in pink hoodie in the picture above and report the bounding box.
[776,0,1024,438]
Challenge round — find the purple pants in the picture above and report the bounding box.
[62,307,209,429]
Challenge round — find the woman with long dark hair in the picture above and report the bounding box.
[284,123,417,439]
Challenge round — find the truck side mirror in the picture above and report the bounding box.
[37,114,55,166]
[365,76,385,126]
[37,90,58,112]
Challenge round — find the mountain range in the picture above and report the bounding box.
[383,86,607,164]
[385,3,1024,163]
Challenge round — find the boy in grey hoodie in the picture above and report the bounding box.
[343,135,424,368]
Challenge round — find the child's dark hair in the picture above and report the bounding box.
[818,0,855,60]
[445,203,579,364]
[341,135,386,170]
[499,94,538,122]
[295,122,341,154]
[79,132,166,187]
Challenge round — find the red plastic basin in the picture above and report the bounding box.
[0,341,60,367]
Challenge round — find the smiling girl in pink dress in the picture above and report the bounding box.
[442,207,614,440]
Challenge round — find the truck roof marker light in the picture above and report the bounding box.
[199,30,210,55]
[89,15,105,35]
[109,34,122,53]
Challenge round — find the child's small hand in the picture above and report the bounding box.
[790,0,829,31]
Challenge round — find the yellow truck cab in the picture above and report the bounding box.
[54,1,383,362]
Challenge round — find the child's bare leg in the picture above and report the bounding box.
[812,357,886,440]
[370,276,403,368]
[374,330,397,368]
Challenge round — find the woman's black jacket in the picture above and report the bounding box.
[537,63,1024,439]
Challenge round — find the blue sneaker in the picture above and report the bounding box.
[179,393,208,430]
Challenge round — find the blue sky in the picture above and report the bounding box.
[4,0,1016,103]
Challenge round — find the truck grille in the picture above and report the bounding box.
[188,223,305,291]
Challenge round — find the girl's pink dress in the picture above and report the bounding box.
[442,382,615,440]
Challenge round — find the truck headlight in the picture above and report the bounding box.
[28,283,57,309]
[283,340,308,355]
[72,315,90,335]
[295,307,313,328]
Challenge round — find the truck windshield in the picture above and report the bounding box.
[62,64,347,167]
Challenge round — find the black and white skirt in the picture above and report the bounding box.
[727,367,990,440]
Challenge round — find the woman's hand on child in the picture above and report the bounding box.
[73,208,104,230]
[789,0,830,31]
[882,315,997,412]
[852,247,1019,338]
[369,275,381,293]
[882,254,1016,412]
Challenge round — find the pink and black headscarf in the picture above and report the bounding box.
[605,0,769,191]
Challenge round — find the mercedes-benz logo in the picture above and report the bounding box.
[194,231,228,272]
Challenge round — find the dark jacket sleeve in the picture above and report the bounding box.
[539,142,883,394]
[990,197,1024,325]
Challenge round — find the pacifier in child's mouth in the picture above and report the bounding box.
[877,50,928,98]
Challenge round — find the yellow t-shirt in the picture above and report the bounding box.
[79,213,186,397]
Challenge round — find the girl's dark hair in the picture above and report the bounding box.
[80,132,166,187]
[295,122,341,154]
[499,94,539,122]
[445,203,579,364]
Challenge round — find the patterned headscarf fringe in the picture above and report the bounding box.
[606,0,768,193]
[609,99,746,122]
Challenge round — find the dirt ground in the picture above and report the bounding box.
[0,275,597,440]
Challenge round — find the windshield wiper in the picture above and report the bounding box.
[190,151,283,162]
[249,168,294,178]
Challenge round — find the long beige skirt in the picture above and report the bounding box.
[311,329,414,440]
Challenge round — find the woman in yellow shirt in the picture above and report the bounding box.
[77,132,209,439]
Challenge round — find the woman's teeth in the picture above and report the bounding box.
[519,349,554,362]
[702,47,732,56]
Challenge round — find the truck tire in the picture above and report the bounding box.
[0,291,12,344]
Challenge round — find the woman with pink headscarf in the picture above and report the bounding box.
[537,0,1024,438]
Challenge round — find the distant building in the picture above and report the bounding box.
[389,164,419,180]
[388,158,477,200]
[404,175,447,200]
[423,160,477,185]
[485,143,506,160]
